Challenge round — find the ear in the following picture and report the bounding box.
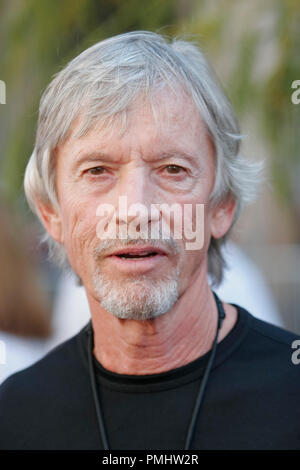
[210,195,236,240]
[35,198,64,244]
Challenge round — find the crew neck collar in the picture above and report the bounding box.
[84,304,250,393]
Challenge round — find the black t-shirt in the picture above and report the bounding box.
[0,304,300,450]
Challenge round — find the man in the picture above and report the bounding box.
[0,31,299,450]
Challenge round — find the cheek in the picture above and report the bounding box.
[60,199,99,269]
[173,197,211,249]
[175,203,212,279]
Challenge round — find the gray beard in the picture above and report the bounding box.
[92,267,180,320]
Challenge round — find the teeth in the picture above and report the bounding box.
[117,252,157,258]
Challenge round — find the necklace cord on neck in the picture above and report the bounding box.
[88,330,110,450]
[184,291,225,449]
[87,290,226,451]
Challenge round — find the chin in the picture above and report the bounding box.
[92,269,180,321]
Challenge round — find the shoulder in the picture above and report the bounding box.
[232,305,300,379]
[245,307,300,346]
[0,322,90,419]
[0,322,96,449]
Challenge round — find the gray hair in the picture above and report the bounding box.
[24,30,263,287]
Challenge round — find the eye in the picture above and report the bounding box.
[86,166,107,175]
[164,165,185,175]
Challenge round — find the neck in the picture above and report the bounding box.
[87,271,237,375]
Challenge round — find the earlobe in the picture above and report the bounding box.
[35,198,63,244]
[210,196,236,240]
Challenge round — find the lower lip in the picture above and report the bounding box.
[106,254,167,273]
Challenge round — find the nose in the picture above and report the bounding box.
[115,166,160,234]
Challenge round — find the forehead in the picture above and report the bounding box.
[57,88,213,163]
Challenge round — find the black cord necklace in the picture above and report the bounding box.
[87,290,226,450]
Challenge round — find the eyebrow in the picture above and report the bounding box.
[73,149,201,170]
[73,151,115,169]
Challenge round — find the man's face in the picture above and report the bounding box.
[46,89,231,320]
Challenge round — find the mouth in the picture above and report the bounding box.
[107,246,167,260]
[102,245,169,274]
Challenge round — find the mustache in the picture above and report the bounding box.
[93,236,180,258]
